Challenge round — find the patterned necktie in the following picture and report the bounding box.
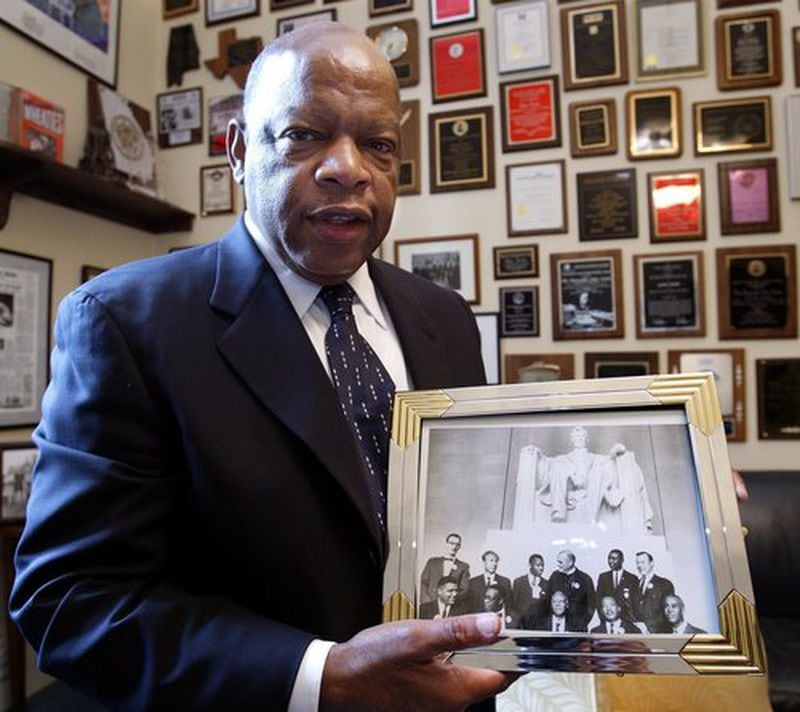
[320,284,396,531]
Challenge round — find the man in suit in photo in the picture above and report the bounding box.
[664,595,706,634]
[549,550,596,632]
[596,548,638,622]
[420,533,471,605]
[533,590,576,633]
[513,553,550,629]
[482,585,522,629]
[590,596,640,634]
[633,551,675,633]
[466,550,512,613]
[419,577,467,620]
[9,23,510,711]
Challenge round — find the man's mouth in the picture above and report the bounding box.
[310,206,371,224]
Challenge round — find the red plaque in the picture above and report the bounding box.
[430,29,486,103]
[648,170,706,243]
[500,76,561,152]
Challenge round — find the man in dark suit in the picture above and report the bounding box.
[466,550,512,613]
[590,596,640,634]
[482,585,522,629]
[548,550,596,632]
[513,553,550,629]
[420,533,471,605]
[664,595,706,634]
[633,551,675,633]
[596,549,638,622]
[533,590,577,633]
[9,24,509,711]
[419,577,468,620]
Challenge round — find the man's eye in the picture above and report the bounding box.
[367,139,397,154]
[283,129,318,142]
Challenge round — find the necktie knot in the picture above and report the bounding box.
[320,284,355,319]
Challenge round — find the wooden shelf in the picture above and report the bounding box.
[0,141,194,234]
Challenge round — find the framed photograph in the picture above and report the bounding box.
[268,0,310,10]
[430,29,486,103]
[718,158,780,235]
[715,10,781,90]
[207,93,243,157]
[367,19,420,88]
[788,96,800,200]
[500,287,539,337]
[385,375,764,674]
[506,161,567,237]
[81,265,106,283]
[0,249,52,429]
[495,0,550,74]
[493,245,539,280]
[585,351,659,378]
[429,0,477,28]
[369,0,413,17]
[277,9,336,35]
[634,0,704,81]
[560,1,628,91]
[0,443,36,522]
[647,169,706,243]
[200,164,234,217]
[626,87,682,160]
[717,245,797,340]
[475,313,500,385]
[157,87,203,149]
[394,234,480,304]
[207,0,260,26]
[576,168,637,241]
[757,359,800,440]
[569,99,617,158]
[0,0,120,87]
[504,353,575,383]
[668,349,746,441]
[398,100,421,196]
[634,251,705,338]
[164,0,199,19]
[429,106,495,193]
[694,96,772,155]
[499,76,561,153]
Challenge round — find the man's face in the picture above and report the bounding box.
[236,37,400,285]
[551,592,567,616]
[607,551,623,571]
[439,582,458,606]
[483,553,498,574]
[601,597,621,622]
[531,557,544,577]
[636,554,653,576]
[664,597,683,625]
[445,536,461,557]
[483,588,502,612]
[556,553,572,573]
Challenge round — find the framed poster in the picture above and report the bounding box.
[367,19,420,88]
[429,106,494,193]
[757,359,800,440]
[716,245,797,340]
[718,158,780,235]
[647,169,706,242]
[164,0,199,19]
[560,1,628,91]
[633,251,705,338]
[499,76,561,153]
[157,87,203,149]
[0,249,52,429]
[493,245,539,280]
[495,0,550,74]
[394,234,480,304]
[200,164,234,217]
[207,93,243,157]
[500,287,539,337]
[207,0,261,25]
[504,353,575,383]
[693,96,772,155]
[585,351,659,378]
[506,161,567,237]
[634,0,704,81]
[277,9,336,35]
[398,99,421,196]
[715,10,781,90]
[626,87,682,160]
[385,375,763,674]
[668,348,746,441]
[0,443,36,522]
[430,29,486,103]
[576,169,637,241]
[0,0,120,87]
[475,313,500,385]
[569,99,617,158]
[429,0,477,28]
[550,250,624,339]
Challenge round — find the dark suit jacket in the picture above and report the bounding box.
[9,219,485,711]
[633,574,675,633]
[420,557,470,604]
[533,614,579,633]
[549,569,596,632]
[590,620,640,634]
[418,599,468,620]
[596,569,638,621]
[466,573,512,613]
[512,575,550,629]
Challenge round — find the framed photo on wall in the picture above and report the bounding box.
[715,9,782,90]
[429,107,494,193]
[199,164,234,217]
[0,443,37,522]
[429,0,477,28]
[647,169,706,243]
[163,0,199,19]
[634,0,704,81]
[693,96,772,155]
[568,99,617,158]
[584,351,659,379]
[499,287,539,337]
[504,353,575,383]
[506,160,567,237]
[576,168,637,241]
[495,0,550,74]
[430,29,486,103]
[626,87,682,160]
[475,313,500,385]
[757,359,800,440]
[499,76,561,153]
[718,158,780,235]
[157,87,203,149]
[493,245,539,280]
[208,0,260,25]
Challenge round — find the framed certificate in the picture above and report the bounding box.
[576,169,637,241]
[430,29,486,103]
[633,251,705,338]
[495,0,550,74]
[585,351,659,378]
[429,106,494,193]
[493,245,539,280]
[715,9,782,90]
[626,87,681,160]
[561,1,628,91]
[208,0,260,25]
[369,0,413,16]
[500,287,539,337]
[568,99,617,158]
[634,0,704,81]
[398,99,421,196]
[757,359,800,440]
[499,76,561,152]
[718,158,780,235]
[429,0,477,28]
[647,169,706,242]
[693,96,772,154]
[200,164,234,217]
[506,160,567,237]
[367,19,420,88]
[717,245,797,340]
[157,87,203,149]
[504,353,575,383]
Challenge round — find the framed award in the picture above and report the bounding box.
[503,353,575,384]
[499,76,561,153]
[715,9,782,90]
[626,87,681,160]
[430,29,486,103]
[369,0,413,16]
[398,99,421,196]
[568,99,617,158]
[156,87,203,149]
[647,169,706,243]
[500,287,539,337]
[585,351,659,379]
[199,164,234,217]
[495,0,550,74]
[493,245,539,280]
[693,96,772,155]
[634,0,704,81]
[429,0,477,28]
[506,160,567,237]
[575,168,637,241]
[429,106,494,193]
[718,158,780,235]
[208,0,261,25]
[757,359,800,440]
[367,19,420,88]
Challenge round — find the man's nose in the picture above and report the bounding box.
[315,136,371,189]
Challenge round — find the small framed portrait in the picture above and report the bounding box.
[200,164,234,217]
[626,87,682,160]
[584,351,659,379]
[647,169,706,243]
[506,160,567,237]
[276,9,336,35]
[397,99,421,196]
[634,0,704,81]
[718,158,780,235]
[668,348,746,441]
[429,0,477,28]
[550,249,624,340]
[503,353,575,384]
[157,87,203,149]
[568,99,617,158]
[474,313,500,385]
[207,0,260,25]
[0,443,37,522]
[493,245,539,280]
[693,96,772,155]
[495,0,550,74]
[81,265,107,283]
[394,234,480,304]
[499,287,539,337]
[207,93,243,157]
[369,0,413,16]
[430,29,486,103]
[429,106,494,193]
[576,168,637,241]
[367,19,420,88]
[715,9,782,90]
[499,76,561,153]
[163,0,199,19]
[757,359,800,440]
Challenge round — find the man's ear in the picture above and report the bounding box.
[227,119,246,184]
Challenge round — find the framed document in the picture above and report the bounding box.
[506,160,567,237]
[550,249,624,340]
[757,359,800,440]
[668,349,746,441]
[500,287,539,337]
[626,87,681,160]
[718,158,780,235]
[495,0,550,74]
[394,234,480,304]
[499,76,561,153]
[157,87,202,149]
[207,0,260,25]
[694,96,772,154]
[0,443,36,522]
[576,169,637,241]
[493,245,539,280]
[715,10,781,90]
[717,245,797,340]
[647,169,705,242]
[429,107,494,193]
[207,93,243,157]
[569,99,617,158]
[475,313,500,385]
[200,164,234,217]
[398,100,421,196]
[788,96,800,201]
[163,0,199,19]
[585,351,659,378]
[633,251,705,338]
[429,0,477,28]
[369,0,413,16]
[504,353,575,383]
[385,375,764,674]
[367,19,420,88]
[430,29,486,103]
[0,249,52,429]
[560,1,628,91]
[276,9,336,35]
[269,0,311,10]
[634,0,704,81]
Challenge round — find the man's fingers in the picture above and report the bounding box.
[732,469,748,502]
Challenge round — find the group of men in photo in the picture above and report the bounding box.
[419,533,707,635]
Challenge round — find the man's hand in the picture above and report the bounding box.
[320,613,512,711]
[732,468,748,502]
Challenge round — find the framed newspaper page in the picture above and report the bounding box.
[383,374,765,674]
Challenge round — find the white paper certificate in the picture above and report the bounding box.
[639,1,700,74]
[509,162,565,234]
[496,1,550,73]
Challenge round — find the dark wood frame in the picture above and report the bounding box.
[276,8,336,35]
[81,265,106,283]
[163,0,199,19]
[718,158,780,235]
[584,351,659,379]
[499,286,539,337]
[568,99,617,157]
[156,87,203,149]
[575,168,637,241]
[794,26,800,87]
[499,75,561,153]
[268,0,310,10]
[367,19,420,88]
[634,0,705,81]
[503,353,575,383]
[207,0,261,25]
[493,244,539,279]
[715,9,782,90]
[199,164,235,217]
[369,0,414,16]
[647,169,706,243]
[626,87,682,160]
[429,106,495,193]
[757,359,800,440]
[398,99,421,196]
[506,160,567,237]
[429,0,477,28]
[429,28,486,104]
[693,96,772,155]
